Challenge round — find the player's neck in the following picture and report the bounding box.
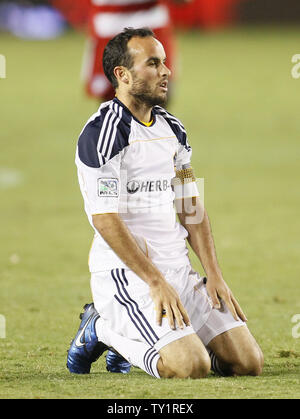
[115,92,152,124]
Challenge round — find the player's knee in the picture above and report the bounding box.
[159,351,211,379]
[189,351,211,379]
[233,348,264,376]
[176,352,211,379]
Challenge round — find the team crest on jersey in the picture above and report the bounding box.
[98,178,119,197]
[127,180,140,194]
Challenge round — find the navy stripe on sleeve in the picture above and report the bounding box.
[77,114,103,168]
[77,100,130,168]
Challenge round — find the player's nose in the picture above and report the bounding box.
[160,63,171,78]
[166,65,171,78]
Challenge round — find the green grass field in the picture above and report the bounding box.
[0,26,299,399]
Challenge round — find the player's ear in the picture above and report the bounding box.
[114,66,130,85]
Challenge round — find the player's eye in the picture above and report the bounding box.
[148,60,159,67]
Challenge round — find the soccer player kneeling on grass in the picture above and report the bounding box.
[67,27,264,379]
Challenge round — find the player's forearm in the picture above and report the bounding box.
[177,198,222,277]
[92,213,165,285]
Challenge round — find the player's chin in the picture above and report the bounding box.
[153,92,168,107]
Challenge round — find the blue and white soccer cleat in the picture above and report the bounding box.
[67,303,108,374]
[106,350,131,374]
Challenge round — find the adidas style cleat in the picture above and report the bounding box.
[67,303,107,374]
[106,350,131,374]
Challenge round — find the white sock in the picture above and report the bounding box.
[96,317,161,379]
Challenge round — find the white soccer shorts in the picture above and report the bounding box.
[90,265,245,352]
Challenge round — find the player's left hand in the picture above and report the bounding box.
[205,275,248,322]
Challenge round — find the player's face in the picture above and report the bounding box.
[127,36,171,107]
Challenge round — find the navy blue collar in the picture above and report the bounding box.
[113,97,158,127]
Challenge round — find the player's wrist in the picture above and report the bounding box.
[205,265,223,281]
[144,272,166,288]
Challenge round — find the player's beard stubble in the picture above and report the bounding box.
[129,71,168,108]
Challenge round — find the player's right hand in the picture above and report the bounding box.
[149,280,190,330]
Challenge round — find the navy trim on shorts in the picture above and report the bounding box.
[111,269,159,346]
[143,347,159,378]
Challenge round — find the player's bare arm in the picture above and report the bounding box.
[92,213,190,330]
[176,197,247,323]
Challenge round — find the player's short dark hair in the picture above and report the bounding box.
[103,27,155,90]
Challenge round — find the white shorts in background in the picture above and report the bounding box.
[90,265,245,352]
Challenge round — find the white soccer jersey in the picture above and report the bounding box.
[75,98,193,272]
